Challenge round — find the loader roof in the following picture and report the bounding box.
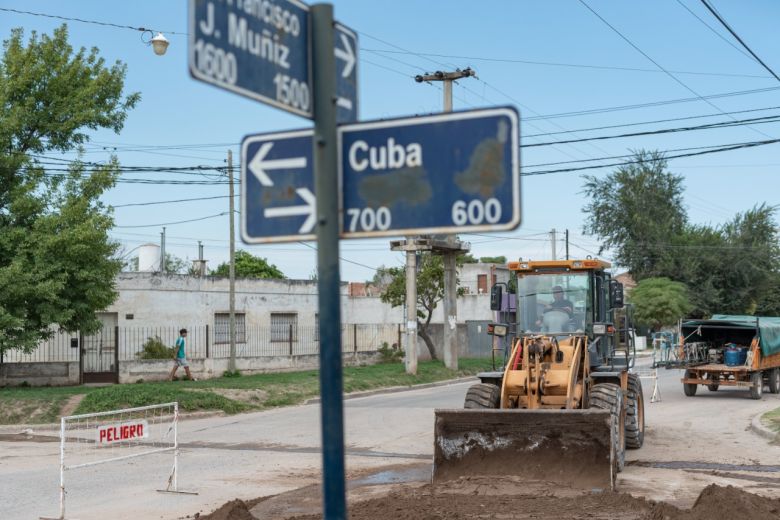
[508,259,611,272]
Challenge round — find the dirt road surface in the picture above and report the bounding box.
[2,359,780,519]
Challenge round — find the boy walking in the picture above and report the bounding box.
[169,328,196,381]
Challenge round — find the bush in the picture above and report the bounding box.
[223,370,242,378]
[136,336,174,360]
[377,342,404,364]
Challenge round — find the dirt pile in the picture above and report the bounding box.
[198,481,780,520]
[650,484,780,520]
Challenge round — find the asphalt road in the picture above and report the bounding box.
[1,361,779,519]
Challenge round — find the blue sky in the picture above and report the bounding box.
[2,0,779,280]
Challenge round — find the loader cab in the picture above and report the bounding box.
[509,259,614,339]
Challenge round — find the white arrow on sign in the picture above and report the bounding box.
[263,188,316,233]
[336,97,353,111]
[334,33,356,78]
[249,142,307,187]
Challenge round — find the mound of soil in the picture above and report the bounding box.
[652,484,780,520]
[198,481,780,520]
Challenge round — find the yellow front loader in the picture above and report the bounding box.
[433,260,645,490]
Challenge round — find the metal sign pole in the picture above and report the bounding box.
[311,4,346,519]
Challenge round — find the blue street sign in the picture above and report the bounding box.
[240,107,520,243]
[188,0,358,122]
[242,130,316,243]
[334,24,358,123]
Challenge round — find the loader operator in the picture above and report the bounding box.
[547,286,573,316]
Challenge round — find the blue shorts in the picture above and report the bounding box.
[175,357,189,368]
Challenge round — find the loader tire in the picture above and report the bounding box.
[589,383,626,472]
[767,368,780,394]
[625,374,645,449]
[464,383,500,409]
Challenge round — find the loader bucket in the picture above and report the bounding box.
[433,409,616,490]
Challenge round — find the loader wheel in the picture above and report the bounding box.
[625,374,645,449]
[464,383,500,409]
[683,370,698,397]
[589,383,626,472]
[767,368,780,394]
[750,372,763,400]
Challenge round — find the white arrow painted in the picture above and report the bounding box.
[263,188,316,233]
[336,97,353,111]
[334,33,356,78]
[249,142,307,187]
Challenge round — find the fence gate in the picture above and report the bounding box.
[466,320,493,358]
[81,313,119,383]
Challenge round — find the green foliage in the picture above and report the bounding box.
[222,369,242,378]
[582,151,687,280]
[479,256,507,264]
[458,253,479,264]
[377,341,404,363]
[135,336,174,360]
[0,26,138,355]
[630,278,692,329]
[76,384,250,415]
[583,152,780,318]
[211,250,285,279]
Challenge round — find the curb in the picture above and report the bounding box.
[750,412,779,442]
[0,409,225,434]
[304,376,478,405]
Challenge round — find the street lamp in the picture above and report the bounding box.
[149,32,170,56]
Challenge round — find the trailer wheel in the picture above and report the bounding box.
[768,368,780,394]
[683,370,698,397]
[590,383,626,471]
[750,372,763,400]
[625,374,645,449]
[464,383,500,409]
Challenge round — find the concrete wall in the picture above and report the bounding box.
[119,352,381,383]
[0,362,80,387]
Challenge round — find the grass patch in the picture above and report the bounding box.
[762,407,780,434]
[0,358,494,424]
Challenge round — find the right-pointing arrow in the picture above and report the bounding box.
[249,142,307,187]
[334,33,356,78]
[263,188,316,234]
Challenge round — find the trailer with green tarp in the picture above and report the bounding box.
[676,315,780,400]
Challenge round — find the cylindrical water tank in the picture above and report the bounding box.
[138,243,161,272]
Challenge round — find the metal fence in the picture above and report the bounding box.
[1,323,402,363]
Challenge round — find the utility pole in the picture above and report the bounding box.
[565,229,570,260]
[227,150,236,373]
[414,68,474,371]
[160,227,166,273]
[550,228,557,260]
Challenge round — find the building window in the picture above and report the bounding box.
[214,312,246,344]
[477,274,488,294]
[271,313,298,342]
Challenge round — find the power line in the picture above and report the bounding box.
[361,47,769,79]
[578,0,773,139]
[112,195,232,208]
[523,137,780,176]
[525,113,780,148]
[674,0,756,62]
[114,212,230,229]
[524,105,780,138]
[698,0,780,83]
[0,7,186,35]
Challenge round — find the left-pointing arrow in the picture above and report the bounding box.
[263,188,316,234]
[334,33,356,78]
[249,142,307,187]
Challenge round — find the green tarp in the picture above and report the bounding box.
[681,314,780,357]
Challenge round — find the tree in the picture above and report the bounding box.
[211,250,285,279]
[380,253,464,360]
[479,255,507,264]
[582,151,687,280]
[0,26,138,355]
[630,278,692,330]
